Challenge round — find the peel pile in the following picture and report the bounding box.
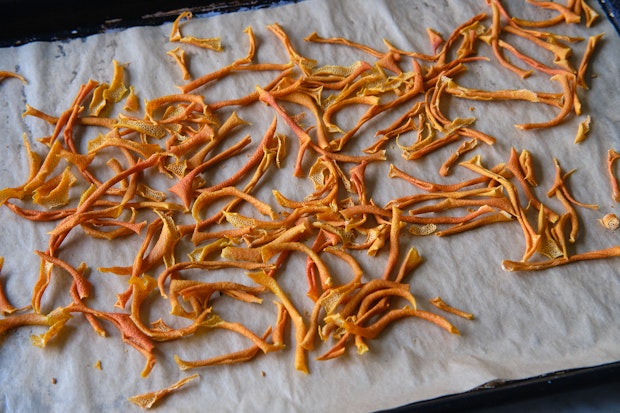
[0,0,619,409]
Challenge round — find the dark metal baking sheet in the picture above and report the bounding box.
[599,0,620,34]
[0,0,301,47]
[382,360,620,412]
[1,1,619,412]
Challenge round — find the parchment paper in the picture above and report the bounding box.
[1,1,619,412]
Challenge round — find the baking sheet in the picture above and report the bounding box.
[394,360,620,412]
[0,0,301,47]
[598,0,620,34]
[1,1,620,412]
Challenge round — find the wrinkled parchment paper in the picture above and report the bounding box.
[1,1,620,412]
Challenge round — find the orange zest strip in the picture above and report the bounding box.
[503,246,620,271]
[168,134,253,209]
[522,0,581,25]
[256,86,313,177]
[0,257,17,315]
[201,116,278,193]
[388,163,508,192]
[487,2,533,78]
[169,11,222,51]
[435,210,512,236]
[191,313,283,354]
[515,73,576,130]
[0,71,27,83]
[175,328,272,370]
[326,306,459,339]
[267,23,317,75]
[579,0,601,27]
[501,24,575,72]
[607,149,620,202]
[459,156,539,261]
[192,186,278,224]
[506,147,559,223]
[34,250,92,302]
[0,306,71,343]
[440,139,478,176]
[69,301,158,376]
[167,47,191,80]
[248,270,309,374]
[47,153,163,253]
[429,296,474,319]
[128,374,200,409]
[381,207,402,280]
[157,260,274,300]
[304,32,384,58]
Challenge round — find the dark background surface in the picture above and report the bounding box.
[0,0,299,46]
[599,0,620,33]
[0,0,617,47]
[385,361,620,412]
[1,0,619,411]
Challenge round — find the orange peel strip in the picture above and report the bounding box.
[167,47,191,80]
[34,250,92,302]
[157,260,274,299]
[577,33,604,89]
[174,328,272,370]
[0,70,27,83]
[506,148,559,223]
[445,78,562,106]
[199,314,283,354]
[248,270,308,373]
[503,246,620,271]
[515,73,576,130]
[439,139,478,176]
[382,206,403,280]
[47,153,163,253]
[0,257,17,315]
[388,163,508,193]
[198,116,277,193]
[488,2,533,79]
[579,0,601,27]
[326,306,459,339]
[429,296,474,319]
[460,155,539,261]
[169,134,253,209]
[192,186,278,223]
[267,23,317,75]
[169,12,222,51]
[501,24,574,72]
[498,39,567,77]
[607,149,620,202]
[261,241,332,290]
[435,210,513,236]
[128,373,200,409]
[0,306,72,344]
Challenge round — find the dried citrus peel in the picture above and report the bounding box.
[170,12,222,51]
[0,71,27,83]
[503,246,620,271]
[599,213,620,231]
[0,2,616,409]
[248,270,309,374]
[128,374,200,409]
[429,296,474,319]
[0,257,17,315]
[607,149,620,202]
[174,327,274,369]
